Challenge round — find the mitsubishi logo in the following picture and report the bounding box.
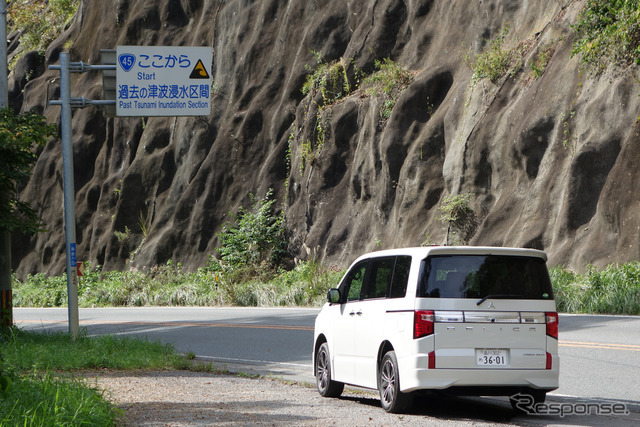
[487,302,496,309]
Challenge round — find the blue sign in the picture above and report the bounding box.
[69,243,77,265]
[118,54,136,72]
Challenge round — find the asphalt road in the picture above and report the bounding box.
[13,307,640,425]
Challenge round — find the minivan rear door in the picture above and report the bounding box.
[418,254,555,370]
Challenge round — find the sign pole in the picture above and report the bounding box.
[0,0,12,331]
[59,52,79,339]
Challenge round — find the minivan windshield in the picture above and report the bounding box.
[417,255,554,300]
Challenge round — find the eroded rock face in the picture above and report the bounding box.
[10,0,640,276]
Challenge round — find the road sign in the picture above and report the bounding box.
[76,262,84,277]
[116,46,212,116]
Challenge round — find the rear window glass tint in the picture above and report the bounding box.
[418,255,554,300]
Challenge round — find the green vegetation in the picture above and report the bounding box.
[7,0,80,59]
[571,0,640,73]
[0,328,204,426]
[2,328,185,371]
[468,26,520,84]
[302,51,359,106]
[529,43,555,79]
[438,193,476,245]
[214,189,288,275]
[0,371,119,426]
[13,258,343,308]
[14,187,344,307]
[551,263,640,314]
[363,58,414,120]
[0,108,57,234]
[12,258,640,315]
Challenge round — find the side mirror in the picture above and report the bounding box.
[327,288,341,304]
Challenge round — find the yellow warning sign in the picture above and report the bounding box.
[190,59,210,79]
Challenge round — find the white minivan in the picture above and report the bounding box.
[313,246,559,413]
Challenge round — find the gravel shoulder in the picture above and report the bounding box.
[87,370,526,426]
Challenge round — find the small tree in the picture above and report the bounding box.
[0,108,56,233]
[0,108,56,331]
[215,189,289,277]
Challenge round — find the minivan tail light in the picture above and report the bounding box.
[546,312,558,339]
[546,352,552,370]
[414,310,434,339]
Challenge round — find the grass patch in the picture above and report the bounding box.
[0,371,120,426]
[1,329,184,372]
[0,328,193,426]
[0,328,223,425]
[550,262,640,314]
[13,259,344,308]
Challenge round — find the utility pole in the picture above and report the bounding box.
[0,0,13,331]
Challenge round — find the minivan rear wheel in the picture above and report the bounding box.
[378,351,413,413]
[315,342,344,397]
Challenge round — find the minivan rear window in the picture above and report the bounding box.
[417,255,554,300]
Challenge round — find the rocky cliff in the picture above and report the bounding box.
[9,0,640,276]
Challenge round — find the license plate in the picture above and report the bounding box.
[476,349,508,366]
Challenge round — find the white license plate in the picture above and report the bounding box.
[476,349,508,366]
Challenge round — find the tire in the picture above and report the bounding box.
[315,342,344,397]
[510,389,546,414]
[378,351,413,413]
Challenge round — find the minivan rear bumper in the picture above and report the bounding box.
[399,354,559,393]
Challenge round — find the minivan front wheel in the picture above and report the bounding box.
[315,342,344,397]
[378,351,413,413]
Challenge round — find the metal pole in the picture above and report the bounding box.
[59,52,79,339]
[0,0,13,330]
[0,0,7,106]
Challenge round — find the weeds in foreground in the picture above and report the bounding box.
[0,371,121,426]
[1,328,183,372]
[0,328,234,426]
[0,328,189,426]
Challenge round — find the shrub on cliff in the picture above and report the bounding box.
[572,0,640,73]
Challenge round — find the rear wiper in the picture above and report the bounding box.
[476,294,523,306]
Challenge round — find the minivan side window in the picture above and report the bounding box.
[361,258,395,299]
[358,256,411,300]
[342,261,368,302]
[389,256,411,298]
